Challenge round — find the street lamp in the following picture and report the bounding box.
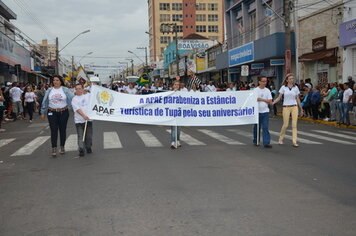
[125,59,134,76]
[55,29,91,74]
[128,50,145,65]
[78,52,93,63]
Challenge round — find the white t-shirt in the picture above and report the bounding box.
[205,85,216,92]
[255,87,272,113]
[24,92,36,102]
[189,89,200,93]
[9,87,23,102]
[49,87,67,109]
[180,87,188,92]
[71,93,91,124]
[343,88,353,103]
[126,88,137,95]
[279,85,300,106]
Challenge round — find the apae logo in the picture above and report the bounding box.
[92,91,115,116]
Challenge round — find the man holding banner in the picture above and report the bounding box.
[253,76,273,148]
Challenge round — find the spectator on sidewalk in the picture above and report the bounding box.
[72,84,92,157]
[301,85,312,118]
[320,84,331,121]
[310,86,321,120]
[352,83,356,126]
[337,84,345,125]
[0,89,5,132]
[342,82,353,126]
[327,82,338,122]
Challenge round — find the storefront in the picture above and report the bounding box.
[299,36,339,86]
[340,18,356,81]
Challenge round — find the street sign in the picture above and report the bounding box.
[241,65,249,76]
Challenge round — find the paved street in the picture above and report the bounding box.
[0,115,356,235]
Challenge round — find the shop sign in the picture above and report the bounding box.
[312,36,326,52]
[229,42,254,67]
[241,65,249,76]
[229,68,241,73]
[270,59,285,66]
[251,63,264,69]
[177,40,215,52]
[339,18,356,47]
[0,31,31,72]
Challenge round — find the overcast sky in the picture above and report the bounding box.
[3,0,149,76]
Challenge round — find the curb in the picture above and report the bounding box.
[276,114,356,130]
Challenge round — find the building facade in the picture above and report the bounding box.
[221,0,294,86]
[147,0,224,62]
[37,39,56,66]
[298,2,344,86]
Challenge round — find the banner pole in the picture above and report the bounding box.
[175,125,178,148]
[83,121,88,142]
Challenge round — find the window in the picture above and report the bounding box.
[159,3,170,11]
[208,3,218,11]
[172,14,182,22]
[159,14,170,22]
[196,14,206,22]
[160,36,171,44]
[208,25,218,33]
[196,3,206,11]
[208,14,218,22]
[172,3,182,11]
[250,11,257,40]
[175,25,183,32]
[209,36,219,41]
[196,25,206,32]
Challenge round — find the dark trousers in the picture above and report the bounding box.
[311,103,319,120]
[0,106,3,128]
[253,112,271,146]
[47,109,69,148]
[25,102,35,120]
[75,122,93,151]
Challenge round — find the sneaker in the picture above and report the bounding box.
[86,148,92,154]
[59,146,65,155]
[292,143,299,147]
[323,118,330,121]
[278,140,283,145]
[29,120,33,123]
[0,128,5,132]
[170,142,177,149]
[264,144,272,148]
[51,147,57,157]
[177,141,181,147]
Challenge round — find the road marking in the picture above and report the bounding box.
[28,123,48,128]
[338,130,356,136]
[227,129,278,144]
[136,130,163,147]
[291,130,354,145]
[269,131,322,144]
[103,132,122,149]
[198,129,244,145]
[11,136,50,156]
[166,130,206,145]
[0,139,16,148]
[65,134,78,151]
[312,130,356,141]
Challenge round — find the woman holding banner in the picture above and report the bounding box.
[40,75,74,157]
[170,80,181,149]
[272,73,303,147]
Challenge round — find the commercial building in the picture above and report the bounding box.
[220,0,295,86]
[147,0,224,62]
[36,39,56,66]
[340,0,356,81]
[298,1,344,86]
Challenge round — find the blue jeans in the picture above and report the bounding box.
[170,126,180,142]
[343,103,353,124]
[253,112,270,146]
[337,101,344,123]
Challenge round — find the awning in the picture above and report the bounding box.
[299,48,337,62]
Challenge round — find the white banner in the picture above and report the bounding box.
[88,86,258,126]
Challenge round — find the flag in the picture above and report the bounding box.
[136,72,151,86]
[187,75,201,89]
[76,66,89,85]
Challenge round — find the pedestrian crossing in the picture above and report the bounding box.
[1,128,356,156]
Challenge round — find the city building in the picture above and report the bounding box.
[340,0,356,81]
[37,39,56,66]
[147,0,224,62]
[298,1,344,86]
[219,0,295,86]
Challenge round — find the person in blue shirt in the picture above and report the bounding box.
[310,86,321,120]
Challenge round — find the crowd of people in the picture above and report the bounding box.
[0,74,355,154]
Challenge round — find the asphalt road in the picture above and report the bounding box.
[1,115,356,236]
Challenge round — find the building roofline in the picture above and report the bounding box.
[0,0,17,20]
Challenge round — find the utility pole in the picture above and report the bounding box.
[284,0,292,74]
[160,23,179,79]
[292,0,300,82]
[137,47,148,66]
[55,37,59,75]
[72,56,74,84]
